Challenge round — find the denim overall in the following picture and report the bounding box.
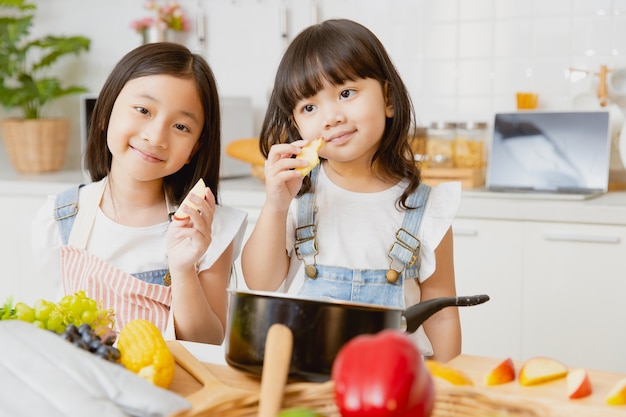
[53,179,174,335]
[295,166,431,308]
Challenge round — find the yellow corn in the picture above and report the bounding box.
[117,319,175,388]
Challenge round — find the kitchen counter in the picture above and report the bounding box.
[2,168,626,225]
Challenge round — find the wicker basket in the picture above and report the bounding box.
[1,118,70,174]
[179,380,548,417]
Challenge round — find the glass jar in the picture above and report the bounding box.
[409,126,428,163]
[426,121,456,168]
[454,121,488,169]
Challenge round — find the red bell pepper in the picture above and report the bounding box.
[331,329,434,417]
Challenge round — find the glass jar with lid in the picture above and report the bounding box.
[426,121,456,168]
[454,121,488,169]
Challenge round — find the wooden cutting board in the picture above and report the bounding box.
[445,354,626,417]
[167,343,626,417]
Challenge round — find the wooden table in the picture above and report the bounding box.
[168,342,626,417]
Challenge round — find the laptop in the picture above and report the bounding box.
[477,110,611,200]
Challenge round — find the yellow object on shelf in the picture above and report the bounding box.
[225,137,265,181]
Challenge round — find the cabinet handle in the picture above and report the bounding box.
[453,228,478,237]
[543,233,620,244]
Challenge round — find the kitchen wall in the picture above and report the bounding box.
[3,0,626,169]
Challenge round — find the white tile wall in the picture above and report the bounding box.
[3,0,626,168]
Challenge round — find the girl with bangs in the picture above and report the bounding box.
[242,19,462,361]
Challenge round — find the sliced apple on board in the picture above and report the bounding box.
[518,357,568,386]
[606,377,626,405]
[173,178,206,220]
[566,368,592,399]
[425,359,474,386]
[484,357,516,386]
[295,137,324,176]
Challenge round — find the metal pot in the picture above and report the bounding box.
[224,290,489,382]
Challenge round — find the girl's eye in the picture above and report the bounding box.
[174,123,190,133]
[302,104,316,114]
[340,89,355,99]
[135,106,150,115]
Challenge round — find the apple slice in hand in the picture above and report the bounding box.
[484,357,516,386]
[295,137,324,176]
[567,368,592,399]
[606,377,626,405]
[173,178,206,220]
[518,357,568,386]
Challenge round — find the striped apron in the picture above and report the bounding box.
[58,178,175,338]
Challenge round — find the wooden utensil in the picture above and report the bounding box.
[166,340,259,416]
[258,323,294,417]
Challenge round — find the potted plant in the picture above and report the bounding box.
[0,0,90,174]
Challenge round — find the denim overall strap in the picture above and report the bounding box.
[54,184,84,245]
[294,165,320,276]
[390,183,432,280]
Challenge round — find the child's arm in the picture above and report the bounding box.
[169,242,233,344]
[166,187,229,344]
[241,141,309,291]
[420,227,462,362]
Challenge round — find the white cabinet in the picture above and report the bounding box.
[453,218,524,360]
[0,193,58,305]
[522,221,626,373]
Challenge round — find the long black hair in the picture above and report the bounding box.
[85,42,222,205]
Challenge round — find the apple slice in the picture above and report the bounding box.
[425,360,474,386]
[567,368,592,399]
[518,357,568,386]
[606,377,626,405]
[295,137,324,176]
[173,178,206,220]
[484,357,516,386]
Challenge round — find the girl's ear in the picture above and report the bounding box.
[384,82,395,118]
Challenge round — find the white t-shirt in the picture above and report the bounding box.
[282,166,462,356]
[284,165,462,295]
[31,180,247,300]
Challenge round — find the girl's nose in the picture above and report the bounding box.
[142,122,168,148]
[323,104,346,128]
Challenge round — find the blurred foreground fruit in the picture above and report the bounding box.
[566,368,592,399]
[118,319,175,388]
[606,377,626,405]
[278,407,321,417]
[518,357,568,386]
[425,359,474,386]
[484,357,516,386]
[332,329,434,417]
[0,291,114,336]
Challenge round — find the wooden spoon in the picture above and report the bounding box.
[257,324,294,417]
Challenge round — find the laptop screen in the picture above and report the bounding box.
[486,110,611,194]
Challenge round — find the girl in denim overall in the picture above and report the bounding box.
[241,19,462,362]
[32,43,247,344]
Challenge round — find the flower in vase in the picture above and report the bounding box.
[132,0,190,33]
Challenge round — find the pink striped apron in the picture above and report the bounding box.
[60,178,175,337]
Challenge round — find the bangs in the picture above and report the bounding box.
[276,23,385,111]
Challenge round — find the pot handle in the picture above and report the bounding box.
[258,323,293,417]
[403,294,490,334]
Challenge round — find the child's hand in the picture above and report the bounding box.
[166,188,215,273]
[263,140,310,211]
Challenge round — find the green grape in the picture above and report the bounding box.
[81,309,97,325]
[34,299,54,322]
[14,302,35,323]
[47,310,63,332]
[32,320,46,329]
